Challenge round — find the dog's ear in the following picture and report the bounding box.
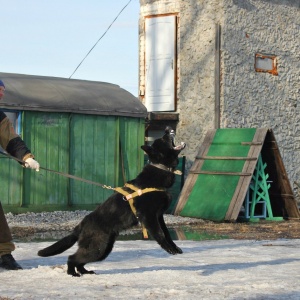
[141,145,154,156]
[141,145,163,162]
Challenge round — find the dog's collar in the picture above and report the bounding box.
[150,163,182,175]
[150,163,171,172]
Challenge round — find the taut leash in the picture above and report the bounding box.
[1,151,182,187]
[0,150,114,190]
[1,150,178,239]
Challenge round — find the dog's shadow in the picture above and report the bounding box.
[96,257,300,276]
[19,246,177,269]
[18,244,300,276]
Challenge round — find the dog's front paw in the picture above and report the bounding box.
[175,246,183,254]
[167,248,178,255]
[165,246,182,255]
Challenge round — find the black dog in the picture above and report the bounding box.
[38,127,186,276]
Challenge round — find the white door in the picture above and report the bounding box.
[145,15,176,112]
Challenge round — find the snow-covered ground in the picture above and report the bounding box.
[1,239,300,299]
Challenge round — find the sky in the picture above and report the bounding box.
[1,0,140,96]
[1,239,300,299]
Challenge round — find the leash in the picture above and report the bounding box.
[1,150,177,238]
[0,150,115,190]
[1,150,182,187]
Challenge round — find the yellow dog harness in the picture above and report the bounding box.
[114,183,165,239]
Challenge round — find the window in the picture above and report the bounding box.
[6,111,21,134]
[0,111,21,152]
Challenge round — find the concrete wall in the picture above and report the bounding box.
[221,0,300,199]
[139,0,300,200]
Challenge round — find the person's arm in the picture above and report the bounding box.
[0,111,39,171]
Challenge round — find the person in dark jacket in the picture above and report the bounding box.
[0,79,40,270]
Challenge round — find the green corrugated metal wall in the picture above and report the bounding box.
[0,111,145,213]
[23,112,70,208]
[0,156,23,206]
[69,115,119,207]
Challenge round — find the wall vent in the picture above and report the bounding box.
[255,53,278,75]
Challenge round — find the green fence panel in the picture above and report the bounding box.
[2,111,146,213]
[22,112,70,209]
[119,117,145,184]
[70,115,118,207]
[0,156,23,206]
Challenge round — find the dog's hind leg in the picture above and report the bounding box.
[67,259,80,277]
[67,233,117,276]
[67,249,102,276]
[76,263,95,275]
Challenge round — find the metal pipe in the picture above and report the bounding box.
[215,23,221,129]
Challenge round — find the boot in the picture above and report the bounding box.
[0,254,23,270]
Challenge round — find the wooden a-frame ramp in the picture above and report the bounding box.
[174,128,300,222]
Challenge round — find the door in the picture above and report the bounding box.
[145,15,176,112]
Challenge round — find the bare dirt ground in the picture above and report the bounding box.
[10,218,300,241]
[182,219,300,240]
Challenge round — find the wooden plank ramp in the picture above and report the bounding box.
[174,128,299,221]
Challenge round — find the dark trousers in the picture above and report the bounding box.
[0,202,15,256]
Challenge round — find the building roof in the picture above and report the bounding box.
[0,72,147,118]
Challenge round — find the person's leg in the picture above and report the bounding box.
[0,202,22,270]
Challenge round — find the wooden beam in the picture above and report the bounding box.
[224,128,268,221]
[174,129,216,215]
[196,156,257,161]
[189,170,252,176]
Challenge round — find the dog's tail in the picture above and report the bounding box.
[38,233,78,257]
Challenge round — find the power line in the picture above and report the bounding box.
[69,0,133,79]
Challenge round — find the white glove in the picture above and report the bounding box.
[25,158,40,172]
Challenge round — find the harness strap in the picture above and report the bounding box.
[123,183,165,200]
[114,184,165,239]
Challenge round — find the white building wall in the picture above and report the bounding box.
[222,0,300,199]
[139,0,300,201]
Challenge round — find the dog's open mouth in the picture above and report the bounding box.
[174,142,186,151]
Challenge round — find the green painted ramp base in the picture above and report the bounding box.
[174,128,300,222]
[178,128,255,221]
